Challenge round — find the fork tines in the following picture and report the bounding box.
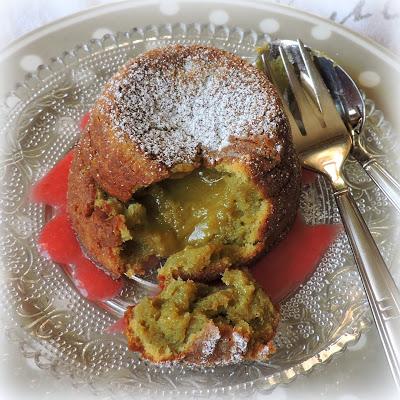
[278,40,349,147]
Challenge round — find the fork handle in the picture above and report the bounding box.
[335,188,400,390]
[360,159,400,214]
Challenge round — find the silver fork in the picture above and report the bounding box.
[261,39,400,389]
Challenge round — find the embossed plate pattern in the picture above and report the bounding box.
[0,23,398,397]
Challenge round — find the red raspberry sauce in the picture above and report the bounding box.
[32,113,123,302]
[251,215,340,303]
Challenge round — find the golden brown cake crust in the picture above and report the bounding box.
[67,133,126,275]
[85,44,297,200]
[67,44,301,278]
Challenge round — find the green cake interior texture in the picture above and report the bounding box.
[94,165,270,279]
[126,269,277,361]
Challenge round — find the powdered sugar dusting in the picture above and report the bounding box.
[256,343,272,359]
[230,331,248,362]
[100,45,283,167]
[199,323,221,358]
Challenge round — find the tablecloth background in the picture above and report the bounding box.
[1,0,399,54]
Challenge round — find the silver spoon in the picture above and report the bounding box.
[267,39,400,213]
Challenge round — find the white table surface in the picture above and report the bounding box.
[0,1,399,399]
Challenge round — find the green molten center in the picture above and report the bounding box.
[95,166,269,278]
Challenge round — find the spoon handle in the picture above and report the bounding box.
[361,159,400,213]
[335,188,400,390]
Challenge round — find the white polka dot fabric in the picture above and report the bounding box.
[91,27,113,39]
[311,24,332,40]
[159,0,179,16]
[358,70,381,87]
[209,9,229,25]
[259,18,280,34]
[19,54,43,71]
